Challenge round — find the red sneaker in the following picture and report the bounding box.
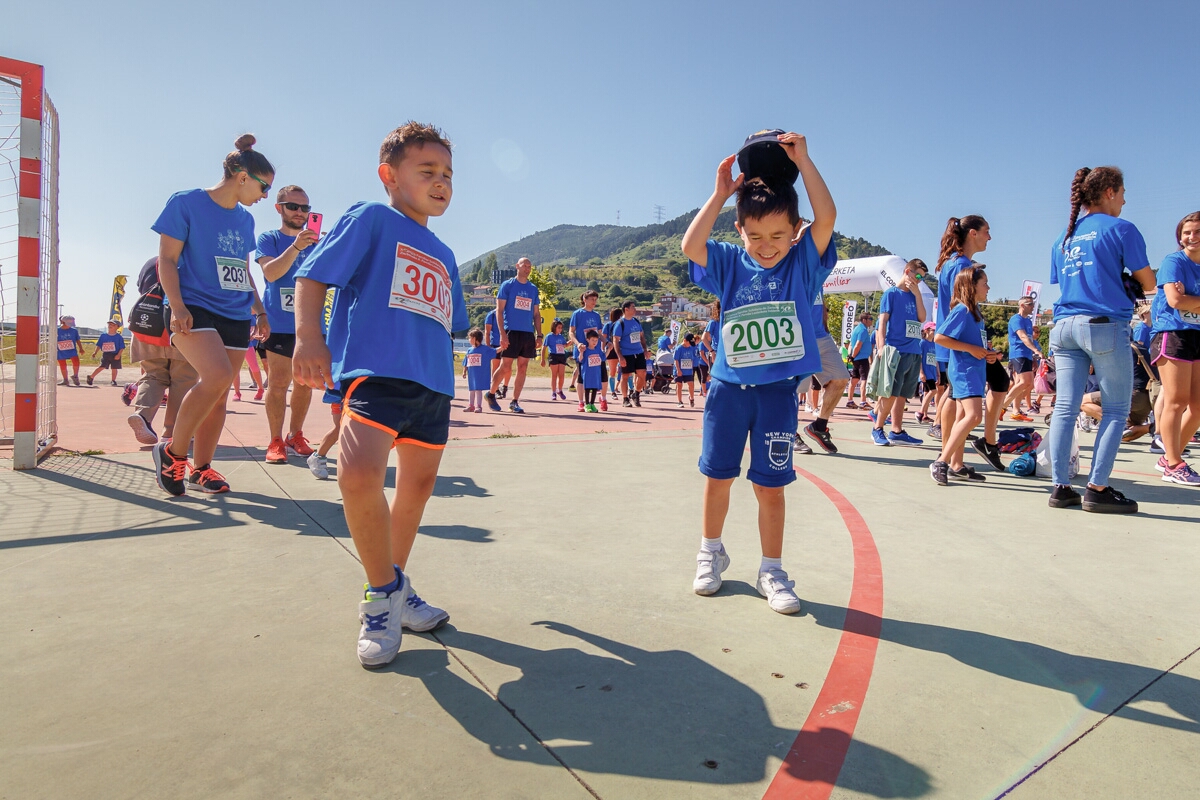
[266,437,288,464]
[599,398,608,411]
[253,387,265,401]
[285,431,314,457]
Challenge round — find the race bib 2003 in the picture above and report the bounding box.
[721,301,804,367]
[389,243,453,333]
[215,257,252,292]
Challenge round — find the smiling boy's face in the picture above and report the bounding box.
[736,211,800,268]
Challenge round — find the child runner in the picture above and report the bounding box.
[233,321,266,402]
[916,322,939,423]
[569,290,607,410]
[151,134,272,496]
[603,307,621,400]
[86,319,127,386]
[464,328,497,413]
[930,266,990,485]
[56,316,82,386]
[483,307,509,399]
[577,329,604,412]
[682,130,837,615]
[307,387,342,480]
[930,215,990,441]
[293,122,467,668]
[541,319,568,400]
[674,332,698,407]
[1148,210,1200,485]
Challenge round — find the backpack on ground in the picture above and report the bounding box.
[996,427,1041,455]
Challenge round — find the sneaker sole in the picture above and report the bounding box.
[1162,475,1200,486]
[1082,502,1139,514]
[127,415,157,445]
[266,456,289,464]
[190,482,230,494]
[1048,497,1082,508]
[286,447,314,457]
[403,610,450,633]
[888,439,921,447]
[803,428,837,454]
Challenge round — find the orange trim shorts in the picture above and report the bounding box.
[341,376,451,449]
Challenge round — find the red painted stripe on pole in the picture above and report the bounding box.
[762,467,884,800]
[14,393,36,431]
[17,237,39,277]
[19,157,41,200]
[14,316,39,354]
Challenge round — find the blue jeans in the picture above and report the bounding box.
[1048,315,1132,487]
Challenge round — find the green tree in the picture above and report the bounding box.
[587,279,601,292]
[484,252,498,279]
[528,264,559,311]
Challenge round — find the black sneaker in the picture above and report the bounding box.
[794,435,813,455]
[930,460,949,486]
[152,442,188,497]
[948,465,986,482]
[485,392,502,412]
[86,375,94,386]
[632,391,641,408]
[622,397,633,408]
[972,437,1005,471]
[1082,486,1138,514]
[189,463,230,494]
[803,422,838,454]
[71,375,80,386]
[1048,485,1082,509]
[497,384,508,399]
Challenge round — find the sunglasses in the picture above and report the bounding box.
[247,173,271,195]
[279,202,311,213]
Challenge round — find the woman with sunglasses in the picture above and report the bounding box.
[151,134,274,496]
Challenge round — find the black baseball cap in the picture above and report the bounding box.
[737,129,798,185]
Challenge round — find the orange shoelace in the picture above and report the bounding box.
[164,453,189,481]
[193,466,226,485]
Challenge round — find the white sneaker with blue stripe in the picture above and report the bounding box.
[400,581,450,632]
[357,573,410,669]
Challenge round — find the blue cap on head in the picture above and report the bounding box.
[737,129,798,186]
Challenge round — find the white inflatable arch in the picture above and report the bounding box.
[822,255,936,309]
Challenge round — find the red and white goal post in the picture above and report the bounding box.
[0,57,59,468]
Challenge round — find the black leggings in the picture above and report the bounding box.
[585,388,597,404]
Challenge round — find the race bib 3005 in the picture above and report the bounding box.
[905,319,921,338]
[389,243,453,333]
[57,340,73,351]
[215,257,253,292]
[279,288,296,313]
[721,301,804,367]
[587,354,601,367]
[102,343,116,353]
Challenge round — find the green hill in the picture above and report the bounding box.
[463,207,890,270]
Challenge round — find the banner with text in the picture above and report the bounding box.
[841,300,857,346]
[1021,280,1043,320]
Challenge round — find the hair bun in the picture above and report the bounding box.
[234,133,257,152]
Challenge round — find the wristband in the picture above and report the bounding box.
[290,243,301,253]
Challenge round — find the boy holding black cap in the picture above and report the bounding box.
[681,130,837,615]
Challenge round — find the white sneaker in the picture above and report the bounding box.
[399,580,450,632]
[307,452,330,480]
[757,567,801,614]
[357,575,409,669]
[693,547,730,596]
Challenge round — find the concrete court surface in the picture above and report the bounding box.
[2,392,1199,799]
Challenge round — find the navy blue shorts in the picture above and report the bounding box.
[341,376,450,449]
[699,377,800,487]
[1010,356,1034,374]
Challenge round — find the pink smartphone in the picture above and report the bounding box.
[305,212,323,237]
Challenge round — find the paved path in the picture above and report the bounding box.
[2,383,1198,799]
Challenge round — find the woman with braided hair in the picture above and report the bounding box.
[1046,166,1156,513]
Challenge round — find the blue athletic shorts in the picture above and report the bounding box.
[341,376,451,449]
[699,377,801,487]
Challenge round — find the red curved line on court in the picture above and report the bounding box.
[762,466,884,800]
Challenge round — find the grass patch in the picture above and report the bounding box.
[487,432,522,439]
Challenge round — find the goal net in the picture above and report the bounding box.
[0,58,59,468]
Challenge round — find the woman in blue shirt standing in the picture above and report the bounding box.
[1047,166,1156,513]
[151,135,273,496]
[1149,211,1200,485]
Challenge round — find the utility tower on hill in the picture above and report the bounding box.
[654,205,665,224]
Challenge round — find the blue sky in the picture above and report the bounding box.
[3,0,1195,327]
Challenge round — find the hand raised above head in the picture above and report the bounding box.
[777,132,809,165]
[715,154,745,200]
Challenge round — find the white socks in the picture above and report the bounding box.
[700,536,723,553]
[760,556,782,574]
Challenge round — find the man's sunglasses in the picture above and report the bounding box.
[279,202,311,213]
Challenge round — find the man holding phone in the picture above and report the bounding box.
[256,185,320,464]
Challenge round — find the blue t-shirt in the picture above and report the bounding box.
[580,344,604,389]
[296,202,468,397]
[938,303,987,398]
[484,309,501,347]
[256,229,314,334]
[704,317,721,354]
[673,344,698,377]
[935,254,972,361]
[1008,314,1035,359]
[96,332,126,355]
[1151,250,1200,334]
[1050,213,1149,323]
[497,278,539,332]
[56,327,81,359]
[543,332,568,357]
[921,338,938,380]
[613,316,645,355]
[152,189,257,318]
[689,231,836,386]
[657,334,672,351]
[464,345,496,391]
[601,321,615,352]
[1131,320,1153,348]
[849,323,872,360]
[811,289,828,337]
[879,286,922,354]
[569,308,603,344]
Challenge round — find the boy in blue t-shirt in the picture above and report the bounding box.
[576,329,604,412]
[56,316,82,386]
[681,130,837,616]
[673,333,699,408]
[87,320,127,386]
[293,122,468,669]
[462,328,496,412]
